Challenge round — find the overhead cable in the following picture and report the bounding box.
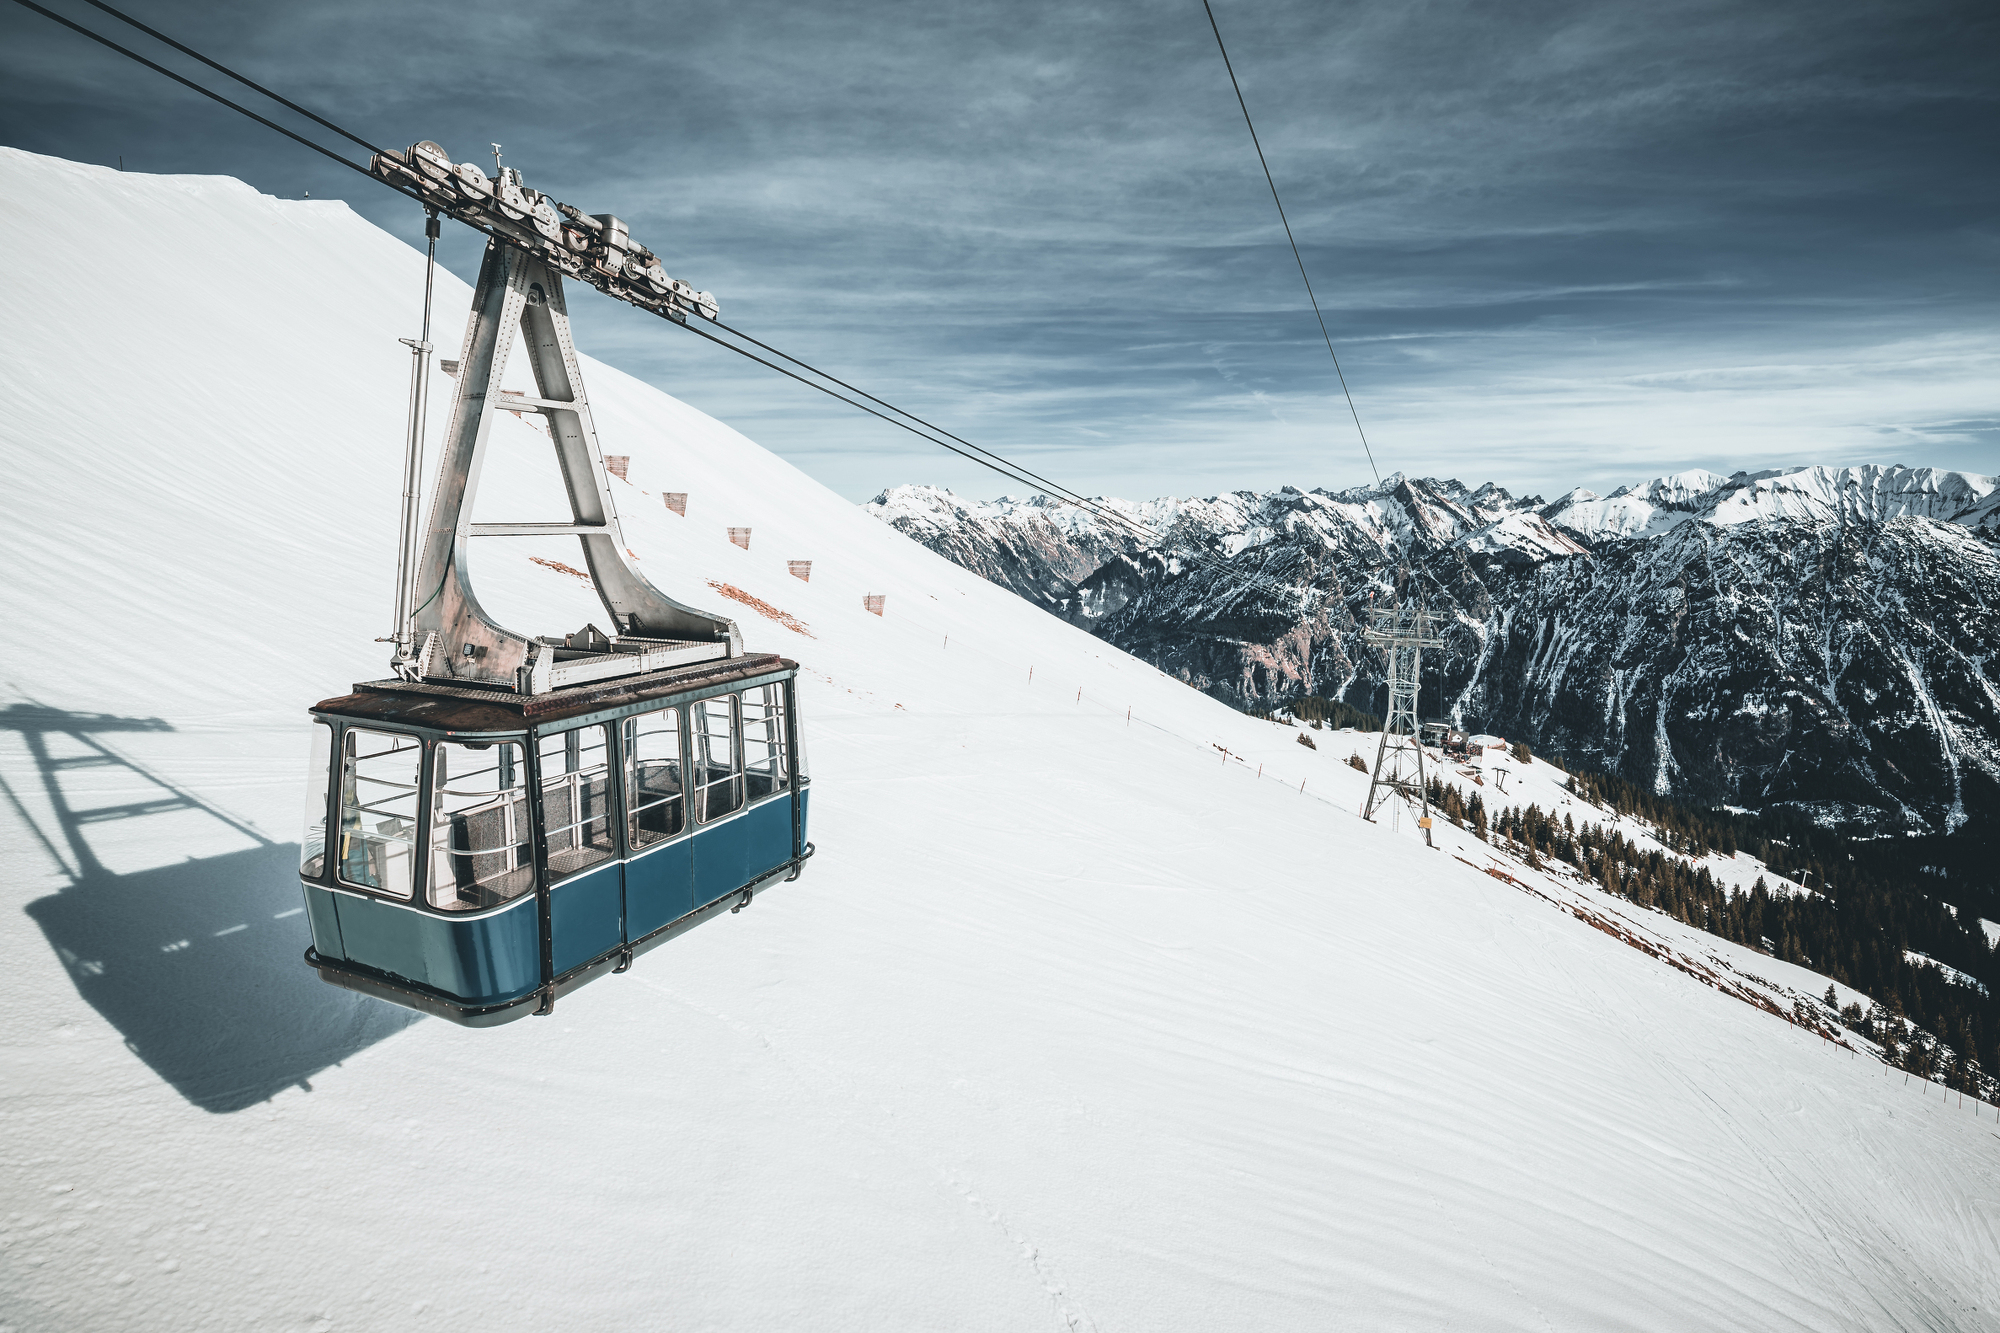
[76,0,388,155]
[11,0,1334,611]
[683,319,1330,609]
[703,317,1229,556]
[1200,0,1382,487]
[709,317,1155,537]
[7,0,403,194]
[10,0,1161,538]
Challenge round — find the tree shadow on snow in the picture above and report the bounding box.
[5,701,418,1113]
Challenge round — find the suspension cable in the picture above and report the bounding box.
[1200,0,1382,488]
[10,0,1340,611]
[8,0,409,195]
[76,0,388,155]
[710,318,1130,525]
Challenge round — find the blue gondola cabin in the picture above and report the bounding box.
[298,654,811,1025]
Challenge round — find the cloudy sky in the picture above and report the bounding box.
[4,0,1994,503]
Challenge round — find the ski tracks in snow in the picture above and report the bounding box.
[945,1174,1099,1333]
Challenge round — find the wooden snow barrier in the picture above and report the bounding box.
[728,527,752,550]
[663,492,688,516]
[604,454,629,481]
[863,594,886,616]
[788,560,812,582]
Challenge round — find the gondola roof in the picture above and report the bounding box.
[314,652,796,733]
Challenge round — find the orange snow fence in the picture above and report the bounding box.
[705,581,813,638]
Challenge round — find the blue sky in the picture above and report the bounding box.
[5,0,1994,502]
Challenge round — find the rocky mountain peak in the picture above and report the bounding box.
[867,463,2000,837]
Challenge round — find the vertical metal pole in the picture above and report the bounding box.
[392,210,442,667]
[1412,636,1430,820]
[785,679,803,863]
[1364,639,1397,821]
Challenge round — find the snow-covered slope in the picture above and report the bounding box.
[4,149,1999,1332]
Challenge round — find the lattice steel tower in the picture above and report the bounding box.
[1362,603,1447,829]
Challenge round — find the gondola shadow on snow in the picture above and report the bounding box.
[6,701,419,1113]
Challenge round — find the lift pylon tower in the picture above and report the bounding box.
[399,238,742,693]
[1361,603,1447,831]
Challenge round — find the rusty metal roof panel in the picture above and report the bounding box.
[312,653,795,734]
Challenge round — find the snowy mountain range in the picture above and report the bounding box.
[868,465,2000,836]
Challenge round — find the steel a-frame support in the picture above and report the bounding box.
[400,239,741,693]
[1361,604,1446,832]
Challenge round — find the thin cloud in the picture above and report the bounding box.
[0,0,1991,500]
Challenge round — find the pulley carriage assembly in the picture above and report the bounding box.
[372,137,747,699]
[371,140,719,325]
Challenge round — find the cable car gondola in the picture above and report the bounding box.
[299,145,811,1024]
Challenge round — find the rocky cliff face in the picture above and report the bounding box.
[867,466,2000,836]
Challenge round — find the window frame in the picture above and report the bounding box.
[622,705,688,853]
[427,738,534,911]
[334,724,424,900]
[532,722,620,884]
[740,684,791,805]
[691,692,746,825]
[301,720,334,880]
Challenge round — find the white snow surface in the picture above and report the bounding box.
[4,149,1999,1331]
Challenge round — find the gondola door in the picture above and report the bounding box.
[535,724,624,975]
[689,694,751,906]
[621,705,695,935]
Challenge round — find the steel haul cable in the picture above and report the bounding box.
[41,2,1294,578]
[11,0,1344,613]
[1196,4,1485,628]
[1201,0,1381,487]
[76,0,387,155]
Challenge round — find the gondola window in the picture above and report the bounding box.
[301,721,331,877]
[692,696,743,821]
[742,685,789,801]
[624,708,685,848]
[430,741,533,909]
[538,726,617,881]
[338,727,419,898]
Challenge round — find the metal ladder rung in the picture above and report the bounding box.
[491,394,579,414]
[469,522,611,537]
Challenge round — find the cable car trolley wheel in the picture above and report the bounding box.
[297,660,813,1027]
